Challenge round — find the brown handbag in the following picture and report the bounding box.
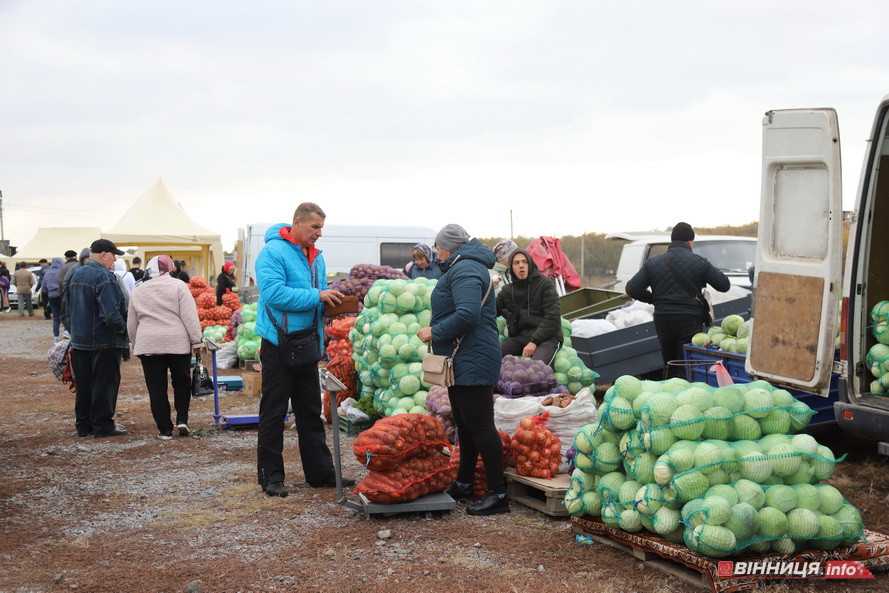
[422,277,493,388]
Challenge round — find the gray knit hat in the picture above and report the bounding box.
[434,224,471,252]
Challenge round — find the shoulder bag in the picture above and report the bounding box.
[422,276,494,387]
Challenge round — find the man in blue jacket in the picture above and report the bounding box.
[255,203,351,498]
[65,239,129,437]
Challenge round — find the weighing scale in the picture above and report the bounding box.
[322,368,456,517]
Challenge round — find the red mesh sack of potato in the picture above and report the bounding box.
[325,316,357,340]
[195,292,216,309]
[450,431,513,497]
[511,412,561,479]
[353,414,449,471]
[356,452,457,503]
[221,291,241,311]
[189,276,209,290]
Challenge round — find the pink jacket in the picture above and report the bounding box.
[127,274,202,356]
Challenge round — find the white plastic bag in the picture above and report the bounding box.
[338,397,371,422]
[216,340,239,369]
[542,388,598,472]
[493,396,544,435]
[570,319,618,339]
[606,300,655,329]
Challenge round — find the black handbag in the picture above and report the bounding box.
[265,305,322,368]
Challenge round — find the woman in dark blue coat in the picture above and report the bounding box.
[417,224,507,515]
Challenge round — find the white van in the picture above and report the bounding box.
[238,224,436,286]
[610,233,757,293]
[747,103,889,454]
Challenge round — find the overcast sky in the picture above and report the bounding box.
[2,1,888,250]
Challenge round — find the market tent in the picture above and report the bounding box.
[13,227,103,262]
[103,179,223,280]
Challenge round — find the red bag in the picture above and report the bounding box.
[451,431,513,497]
[526,237,581,291]
[353,414,450,471]
[356,452,456,504]
[511,413,562,479]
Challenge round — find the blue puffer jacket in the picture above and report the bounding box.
[255,223,327,350]
[430,239,500,386]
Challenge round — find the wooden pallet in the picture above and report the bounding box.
[504,471,569,518]
[579,530,713,591]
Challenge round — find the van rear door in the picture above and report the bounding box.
[747,109,844,395]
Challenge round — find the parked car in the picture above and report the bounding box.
[7,266,41,310]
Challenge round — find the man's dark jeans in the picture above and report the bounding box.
[256,339,334,487]
[71,348,122,434]
[653,314,705,379]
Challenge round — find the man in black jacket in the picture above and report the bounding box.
[626,222,731,378]
[496,249,563,364]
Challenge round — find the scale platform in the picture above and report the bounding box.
[344,492,456,518]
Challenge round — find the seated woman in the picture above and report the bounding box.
[403,243,442,280]
[496,250,562,364]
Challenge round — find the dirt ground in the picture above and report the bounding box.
[1,314,888,593]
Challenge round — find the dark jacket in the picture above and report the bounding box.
[216,271,237,305]
[130,267,145,282]
[496,249,562,345]
[57,259,78,298]
[405,260,443,280]
[626,242,731,317]
[64,260,129,351]
[430,239,500,386]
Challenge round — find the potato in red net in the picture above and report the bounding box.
[356,452,456,504]
[511,412,561,479]
[353,414,449,471]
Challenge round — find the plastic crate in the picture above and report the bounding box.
[682,345,838,427]
[339,416,373,436]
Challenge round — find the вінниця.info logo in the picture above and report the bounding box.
[717,560,874,580]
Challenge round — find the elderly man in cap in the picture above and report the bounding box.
[626,222,731,378]
[64,239,130,437]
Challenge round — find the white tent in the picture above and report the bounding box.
[13,227,102,262]
[103,179,224,280]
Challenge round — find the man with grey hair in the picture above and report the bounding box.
[65,239,129,437]
[254,202,352,497]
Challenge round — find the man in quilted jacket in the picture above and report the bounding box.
[626,222,730,378]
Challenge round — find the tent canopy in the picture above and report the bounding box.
[14,227,102,262]
[103,179,223,279]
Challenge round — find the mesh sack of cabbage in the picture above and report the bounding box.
[865,342,889,395]
[355,451,457,504]
[678,481,864,557]
[602,376,816,455]
[560,317,573,348]
[497,355,559,397]
[871,300,889,346]
[650,434,840,501]
[552,347,599,395]
[690,314,751,354]
[349,277,436,417]
[352,414,450,471]
[450,431,513,497]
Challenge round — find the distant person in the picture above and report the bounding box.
[113,258,136,299]
[170,261,190,284]
[13,263,35,317]
[216,261,237,306]
[128,255,202,440]
[36,258,51,319]
[56,250,79,298]
[64,240,129,438]
[60,248,90,331]
[497,249,562,364]
[129,256,145,283]
[626,222,731,378]
[403,243,442,280]
[0,262,10,311]
[43,257,65,340]
[417,224,506,516]
[491,239,519,294]
[255,202,351,497]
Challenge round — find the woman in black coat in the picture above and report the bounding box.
[216,262,237,306]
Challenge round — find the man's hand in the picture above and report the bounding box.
[522,342,537,358]
[320,289,345,307]
[417,326,433,343]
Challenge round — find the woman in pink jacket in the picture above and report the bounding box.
[128,255,202,440]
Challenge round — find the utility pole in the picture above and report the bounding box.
[580,233,585,283]
[509,209,514,240]
[0,188,4,242]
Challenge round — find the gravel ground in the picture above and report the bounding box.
[0,316,887,593]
